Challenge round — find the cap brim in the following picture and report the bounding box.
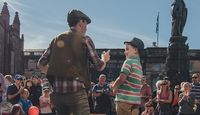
[16,78,23,80]
[124,41,137,48]
[124,41,131,44]
[43,87,50,91]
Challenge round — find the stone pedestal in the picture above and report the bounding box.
[166,36,189,88]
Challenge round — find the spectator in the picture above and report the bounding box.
[140,76,152,114]
[92,74,113,115]
[88,82,95,113]
[41,78,53,92]
[39,87,52,115]
[0,101,13,115]
[178,82,196,115]
[163,77,171,89]
[0,73,5,103]
[18,89,32,115]
[4,75,13,101]
[155,80,172,115]
[141,100,154,115]
[7,74,24,105]
[190,73,200,114]
[4,75,13,88]
[29,75,42,107]
[172,85,181,115]
[111,37,144,115]
[24,79,32,93]
[152,80,162,109]
[10,104,24,115]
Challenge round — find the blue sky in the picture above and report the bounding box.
[1,0,200,49]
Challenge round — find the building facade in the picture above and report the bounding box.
[24,48,200,89]
[0,2,24,75]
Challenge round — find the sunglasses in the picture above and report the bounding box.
[161,83,167,85]
[192,77,198,79]
[146,105,153,107]
[175,88,180,89]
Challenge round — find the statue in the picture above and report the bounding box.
[171,0,187,36]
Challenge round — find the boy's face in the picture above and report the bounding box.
[124,44,137,58]
[22,90,29,99]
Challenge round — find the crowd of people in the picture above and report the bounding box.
[1,73,200,115]
[0,73,53,115]
[88,73,200,115]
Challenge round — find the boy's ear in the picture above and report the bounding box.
[135,48,137,51]
[134,48,138,52]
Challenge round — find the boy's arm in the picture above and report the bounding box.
[111,73,127,89]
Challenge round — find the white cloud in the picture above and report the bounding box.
[23,20,168,49]
[89,25,168,48]
[0,0,168,49]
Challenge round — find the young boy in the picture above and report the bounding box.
[111,37,144,115]
[18,88,32,114]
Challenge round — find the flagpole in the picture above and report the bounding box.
[157,25,159,47]
[156,12,159,47]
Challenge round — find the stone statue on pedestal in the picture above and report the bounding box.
[171,0,187,37]
[166,0,189,88]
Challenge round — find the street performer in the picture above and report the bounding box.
[37,9,110,115]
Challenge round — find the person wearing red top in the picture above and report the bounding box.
[172,85,181,115]
[140,76,152,114]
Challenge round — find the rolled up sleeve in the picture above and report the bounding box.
[84,36,104,70]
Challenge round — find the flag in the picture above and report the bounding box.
[156,12,159,34]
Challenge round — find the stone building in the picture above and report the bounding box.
[0,2,24,75]
[24,47,200,90]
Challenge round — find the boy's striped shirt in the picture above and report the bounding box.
[115,56,143,105]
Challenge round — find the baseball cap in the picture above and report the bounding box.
[42,86,50,91]
[14,74,23,80]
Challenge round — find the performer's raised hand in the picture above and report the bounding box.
[101,50,110,63]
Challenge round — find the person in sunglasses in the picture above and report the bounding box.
[155,80,172,115]
[190,73,200,114]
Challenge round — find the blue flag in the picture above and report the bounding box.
[156,12,159,34]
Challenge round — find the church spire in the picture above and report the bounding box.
[13,12,20,25]
[1,2,10,28]
[12,12,20,36]
[1,2,10,16]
